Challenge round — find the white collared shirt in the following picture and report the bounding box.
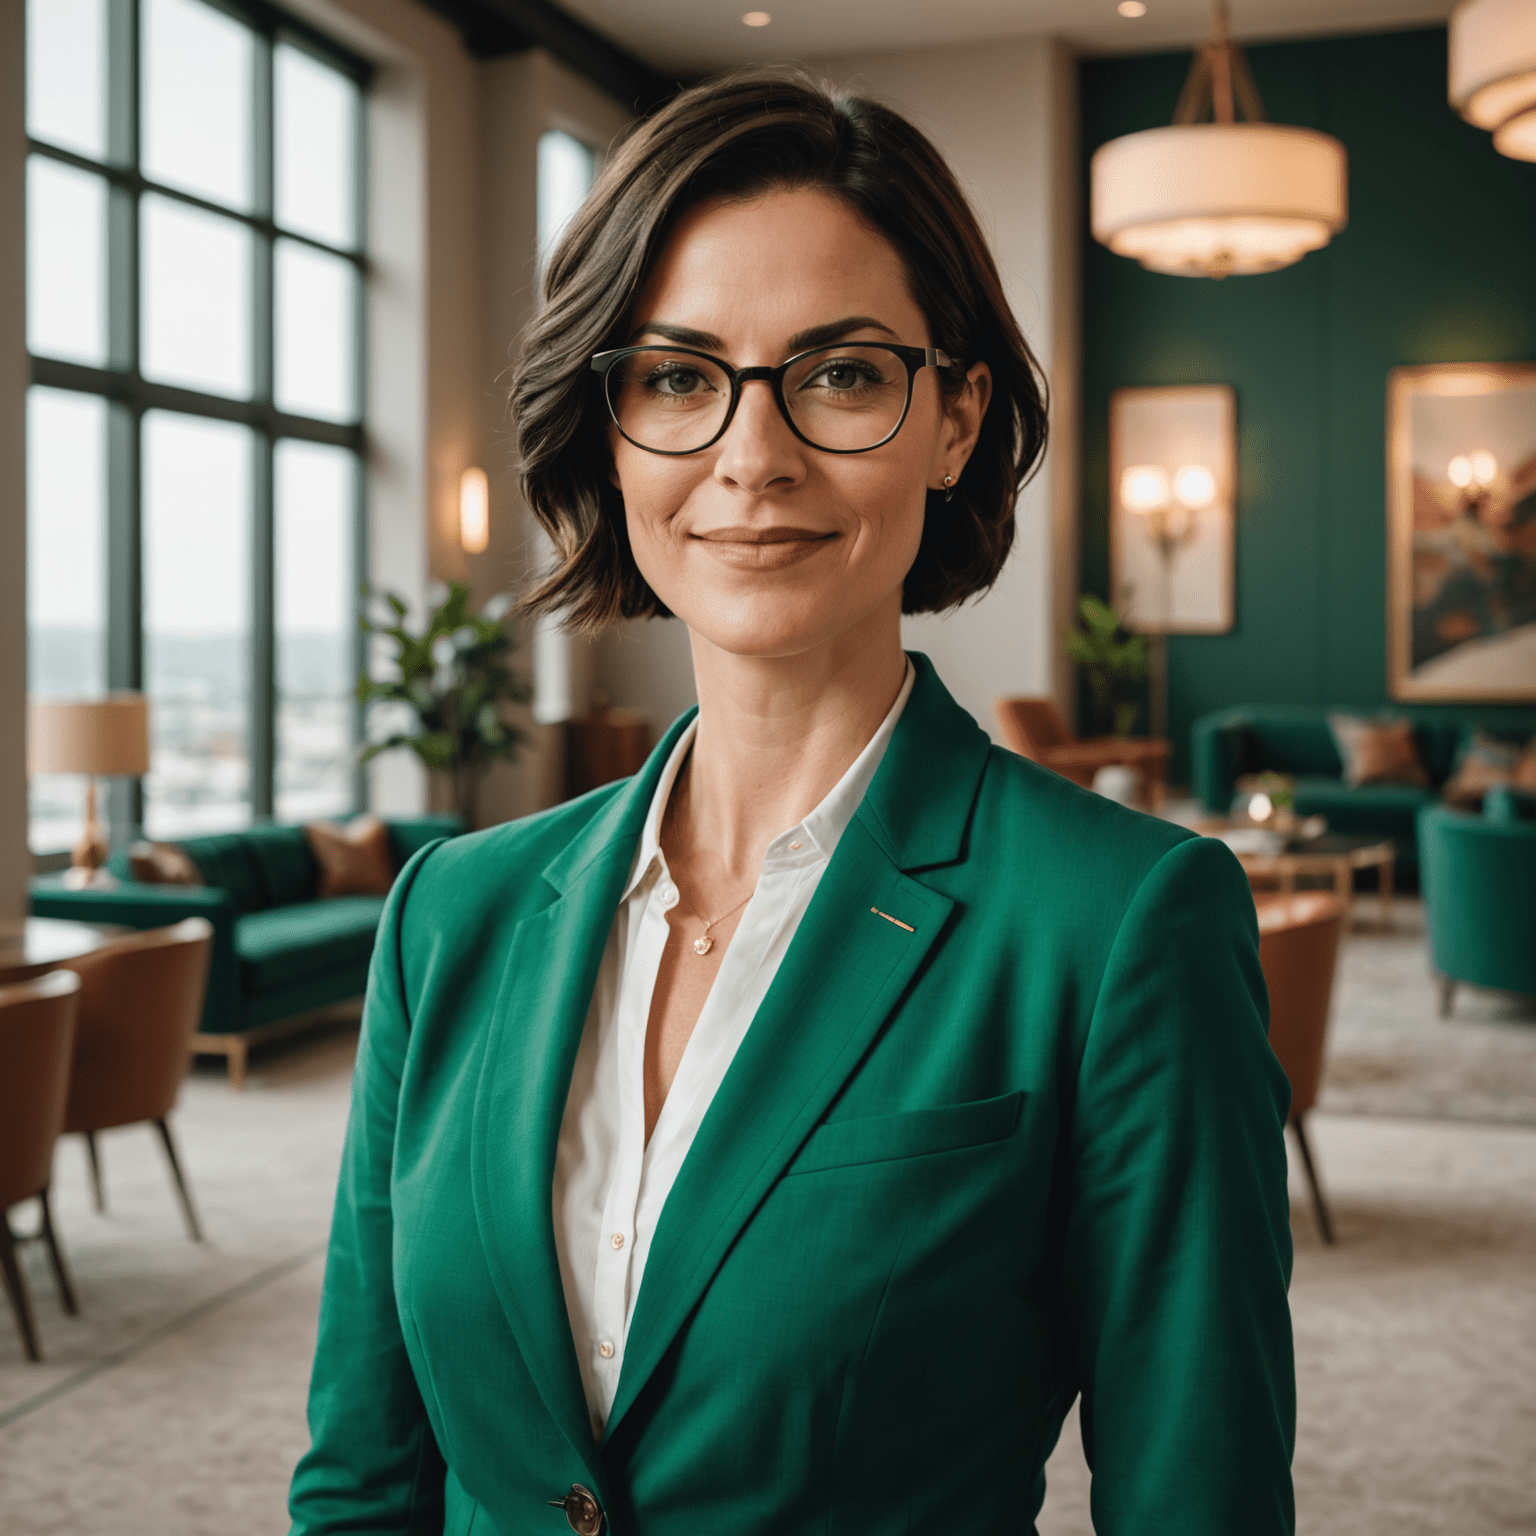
[551,661,915,1438]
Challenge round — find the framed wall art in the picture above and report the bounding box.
[1109,385,1236,635]
[1387,363,1536,700]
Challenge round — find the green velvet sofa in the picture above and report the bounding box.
[1190,703,1536,881]
[30,815,462,1085]
[1418,788,1536,1016]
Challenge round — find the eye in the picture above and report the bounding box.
[647,365,711,397]
[807,359,879,391]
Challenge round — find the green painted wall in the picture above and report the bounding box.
[1079,26,1536,781]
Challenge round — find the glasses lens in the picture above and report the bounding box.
[782,346,910,451]
[607,349,732,453]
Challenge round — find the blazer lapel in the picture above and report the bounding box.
[469,710,695,1476]
[605,655,991,1437]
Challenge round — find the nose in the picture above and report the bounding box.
[712,377,805,495]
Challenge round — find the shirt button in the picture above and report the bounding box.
[789,840,803,850]
[659,882,676,903]
[611,1232,625,1249]
[598,1340,615,1358]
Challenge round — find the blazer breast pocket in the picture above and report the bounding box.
[786,1091,1024,1176]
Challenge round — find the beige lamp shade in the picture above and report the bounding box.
[29,694,151,777]
[1450,0,1536,160]
[1091,123,1348,278]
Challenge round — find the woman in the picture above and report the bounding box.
[290,70,1294,1536]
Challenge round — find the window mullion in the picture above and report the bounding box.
[103,0,142,844]
[350,68,369,814]
[250,27,276,821]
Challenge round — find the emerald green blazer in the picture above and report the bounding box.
[289,654,1295,1536]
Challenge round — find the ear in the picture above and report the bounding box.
[928,361,993,492]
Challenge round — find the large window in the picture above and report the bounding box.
[24,0,369,850]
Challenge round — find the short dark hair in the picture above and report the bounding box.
[512,67,1048,631]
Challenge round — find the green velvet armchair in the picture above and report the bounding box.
[1417,790,1536,1017]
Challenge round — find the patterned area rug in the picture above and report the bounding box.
[1319,898,1536,1126]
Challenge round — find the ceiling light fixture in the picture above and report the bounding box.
[1450,0,1536,162]
[742,10,772,25]
[1091,0,1347,278]
[1118,2,1148,16]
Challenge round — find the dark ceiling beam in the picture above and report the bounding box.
[419,0,679,113]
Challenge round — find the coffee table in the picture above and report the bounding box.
[1199,827,1396,931]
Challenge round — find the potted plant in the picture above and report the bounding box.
[1063,594,1149,738]
[357,581,533,829]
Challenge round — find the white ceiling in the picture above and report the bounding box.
[561,0,1454,76]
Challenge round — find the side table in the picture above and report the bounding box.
[0,916,127,986]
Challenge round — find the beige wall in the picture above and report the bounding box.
[1,0,27,918]
[476,49,633,820]
[586,37,1083,749]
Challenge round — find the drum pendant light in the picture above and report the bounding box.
[1091,0,1348,278]
[1450,0,1536,162]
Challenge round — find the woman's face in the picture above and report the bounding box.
[611,188,990,664]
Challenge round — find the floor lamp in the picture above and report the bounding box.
[28,695,151,887]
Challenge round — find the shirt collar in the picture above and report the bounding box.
[620,658,916,902]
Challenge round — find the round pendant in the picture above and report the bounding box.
[693,935,714,956]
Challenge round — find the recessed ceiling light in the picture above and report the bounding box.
[1118,1,1147,15]
[742,10,771,24]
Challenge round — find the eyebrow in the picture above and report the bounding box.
[624,315,902,353]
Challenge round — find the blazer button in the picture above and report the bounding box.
[547,1483,604,1535]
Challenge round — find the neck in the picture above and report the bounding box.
[675,604,908,884]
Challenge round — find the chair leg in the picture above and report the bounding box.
[1438,975,1456,1020]
[37,1188,78,1317]
[227,1039,248,1092]
[1,1217,41,1362]
[1291,1116,1335,1246]
[83,1131,105,1213]
[154,1119,203,1242]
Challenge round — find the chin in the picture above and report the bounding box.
[675,587,874,661]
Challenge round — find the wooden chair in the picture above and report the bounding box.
[993,697,1172,807]
[0,970,83,1360]
[1255,891,1345,1244]
[60,917,214,1242]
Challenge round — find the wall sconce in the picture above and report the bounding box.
[1119,462,1211,561]
[459,467,489,554]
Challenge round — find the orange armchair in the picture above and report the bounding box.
[0,970,82,1359]
[1255,891,1344,1244]
[61,917,213,1241]
[994,697,1171,807]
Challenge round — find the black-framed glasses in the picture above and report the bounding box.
[589,342,954,456]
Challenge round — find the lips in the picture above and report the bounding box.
[692,525,837,571]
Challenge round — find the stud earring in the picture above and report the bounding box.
[943,474,956,503]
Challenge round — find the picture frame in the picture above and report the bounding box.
[1109,385,1236,635]
[1387,363,1536,701]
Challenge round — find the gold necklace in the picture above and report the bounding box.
[665,751,754,955]
[686,888,754,956]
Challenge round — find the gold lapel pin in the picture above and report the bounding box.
[870,906,915,933]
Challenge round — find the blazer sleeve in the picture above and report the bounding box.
[288,845,447,1536]
[1061,834,1296,1536]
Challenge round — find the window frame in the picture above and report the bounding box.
[25,0,373,851]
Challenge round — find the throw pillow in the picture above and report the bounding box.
[305,814,397,898]
[127,840,203,886]
[1442,728,1524,809]
[1327,713,1430,788]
